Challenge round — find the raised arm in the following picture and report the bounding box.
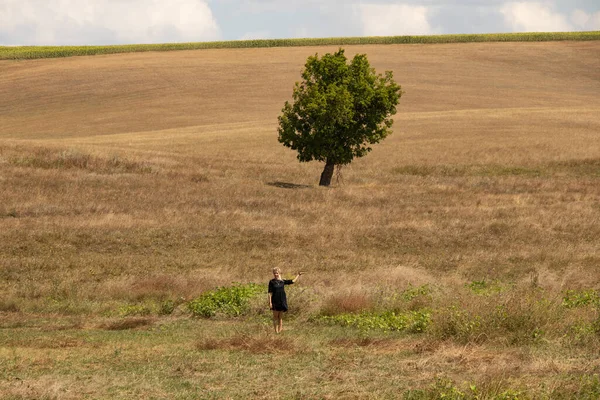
[292,271,303,283]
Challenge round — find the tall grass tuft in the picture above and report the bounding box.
[430,286,564,345]
[9,147,153,174]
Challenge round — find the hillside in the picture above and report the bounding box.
[1,41,600,398]
[1,41,599,140]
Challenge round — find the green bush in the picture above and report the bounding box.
[187,283,263,318]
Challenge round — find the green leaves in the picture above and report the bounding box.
[277,48,402,172]
[187,283,263,318]
[562,289,600,309]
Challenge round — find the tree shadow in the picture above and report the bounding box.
[267,181,311,189]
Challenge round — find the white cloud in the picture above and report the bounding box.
[571,9,600,30]
[356,4,433,36]
[571,9,591,28]
[0,0,221,45]
[500,2,573,32]
[236,0,330,14]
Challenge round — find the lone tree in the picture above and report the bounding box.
[278,48,402,186]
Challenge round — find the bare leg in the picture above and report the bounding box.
[272,311,283,333]
[272,310,279,333]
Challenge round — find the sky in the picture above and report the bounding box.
[1,0,599,46]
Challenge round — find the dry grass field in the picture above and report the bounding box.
[1,41,600,399]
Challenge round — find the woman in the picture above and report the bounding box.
[268,268,302,334]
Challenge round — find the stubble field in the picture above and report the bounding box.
[1,41,600,399]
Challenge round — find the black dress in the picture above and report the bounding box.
[268,279,294,312]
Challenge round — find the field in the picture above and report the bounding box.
[2,31,599,60]
[1,39,600,399]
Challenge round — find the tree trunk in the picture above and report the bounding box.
[319,160,335,186]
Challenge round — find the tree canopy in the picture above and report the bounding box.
[278,48,402,186]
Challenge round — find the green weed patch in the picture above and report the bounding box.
[562,289,600,308]
[187,283,263,318]
[404,377,524,400]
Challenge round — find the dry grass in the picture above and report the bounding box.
[98,317,156,331]
[321,290,374,315]
[196,329,300,354]
[1,41,599,398]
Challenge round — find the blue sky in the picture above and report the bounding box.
[1,0,599,46]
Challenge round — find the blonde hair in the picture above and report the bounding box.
[272,267,281,274]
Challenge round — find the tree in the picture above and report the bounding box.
[277,48,402,186]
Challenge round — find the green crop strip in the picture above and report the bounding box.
[1,31,599,60]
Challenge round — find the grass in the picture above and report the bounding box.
[392,159,600,178]
[7,146,154,174]
[1,303,599,398]
[0,31,599,60]
[1,40,600,398]
[2,138,600,397]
